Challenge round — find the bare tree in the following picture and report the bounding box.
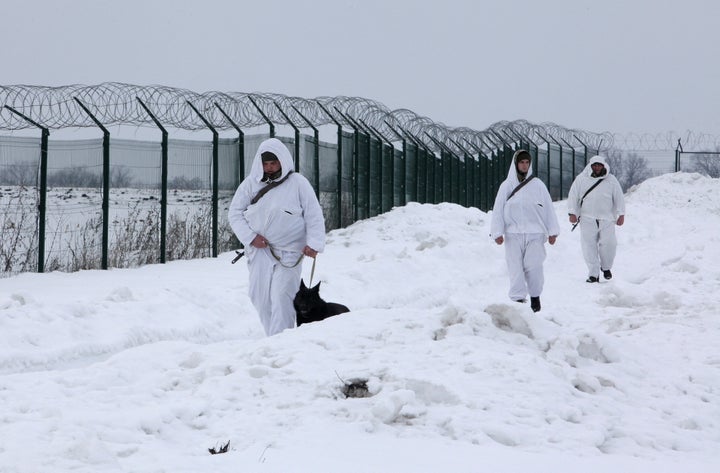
[605,148,627,189]
[621,153,652,190]
[110,166,134,188]
[168,176,205,190]
[689,149,720,178]
[0,161,37,186]
[605,148,624,178]
[604,149,652,191]
[48,167,101,187]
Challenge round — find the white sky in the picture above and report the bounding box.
[3,0,720,135]
[1,172,719,471]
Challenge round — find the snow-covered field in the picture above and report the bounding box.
[0,172,718,472]
[0,186,233,273]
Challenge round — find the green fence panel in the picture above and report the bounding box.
[0,135,41,275]
[381,143,394,213]
[1,126,609,276]
[368,135,381,217]
[355,132,370,220]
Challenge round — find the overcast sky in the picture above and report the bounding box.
[3,0,719,136]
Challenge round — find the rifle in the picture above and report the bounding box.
[231,250,244,264]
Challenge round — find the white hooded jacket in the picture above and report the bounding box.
[490,152,560,239]
[567,155,625,221]
[228,138,326,253]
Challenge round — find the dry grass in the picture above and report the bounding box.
[1,187,237,276]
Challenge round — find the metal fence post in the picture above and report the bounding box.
[136,97,168,264]
[3,106,50,272]
[273,101,301,173]
[335,109,364,221]
[675,138,683,172]
[398,125,428,203]
[574,135,590,172]
[559,136,577,199]
[214,102,245,185]
[248,95,274,138]
[186,100,219,258]
[451,139,474,207]
[367,121,396,214]
[383,121,407,206]
[316,102,343,228]
[546,134,564,200]
[73,97,111,269]
[291,105,320,197]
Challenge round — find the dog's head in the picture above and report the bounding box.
[293,279,322,317]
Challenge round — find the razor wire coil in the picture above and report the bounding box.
[1,83,617,156]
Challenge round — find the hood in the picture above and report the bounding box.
[504,149,534,186]
[249,138,295,183]
[582,155,611,177]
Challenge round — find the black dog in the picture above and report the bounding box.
[294,280,350,327]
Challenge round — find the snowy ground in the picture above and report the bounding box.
[0,172,719,472]
[0,186,234,273]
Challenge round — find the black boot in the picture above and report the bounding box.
[530,296,541,312]
[602,269,612,280]
[586,276,599,283]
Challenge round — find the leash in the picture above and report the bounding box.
[268,244,304,268]
[231,241,306,269]
[231,239,314,277]
[308,255,317,286]
[268,244,317,287]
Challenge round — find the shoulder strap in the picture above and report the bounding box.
[250,171,294,205]
[507,175,535,200]
[579,178,603,207]
[571,178,604,232]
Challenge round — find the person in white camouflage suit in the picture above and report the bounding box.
[229,138,326,336]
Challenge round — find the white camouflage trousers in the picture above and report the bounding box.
[579,217,617,278]
[246,247,303,336]
[504,233,546,301]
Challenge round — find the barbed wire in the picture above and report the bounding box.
[610,131,720,151]
[2,82,614,154]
